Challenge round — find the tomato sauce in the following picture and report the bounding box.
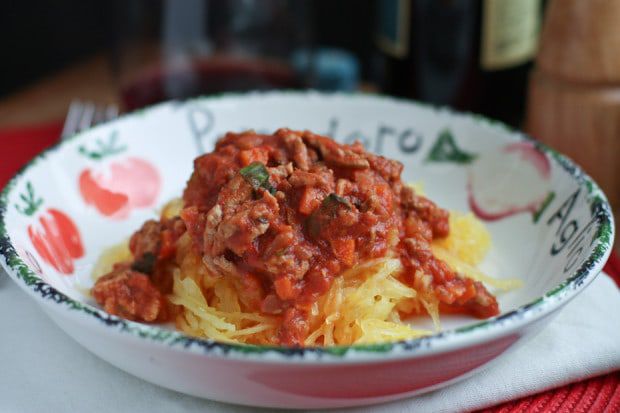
[93,129,499,345]
[181,129,498,344]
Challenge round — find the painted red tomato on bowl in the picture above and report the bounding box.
[16,182,84,275]
[77,132,161,219]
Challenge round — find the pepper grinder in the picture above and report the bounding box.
[526,0,620,222]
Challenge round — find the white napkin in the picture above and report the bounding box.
[1,270,619,413]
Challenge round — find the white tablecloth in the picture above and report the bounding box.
[1,270,619,413]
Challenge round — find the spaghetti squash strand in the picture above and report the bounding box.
[92,198,520,346]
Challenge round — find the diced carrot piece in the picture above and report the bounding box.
[304,270,332,297]
[274,276,296,300]
[299,187,322,215]
[239,147,270,166]
[331,238,355,267]
[374,183,393,209]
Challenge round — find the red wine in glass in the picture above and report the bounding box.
[121,56,303,111]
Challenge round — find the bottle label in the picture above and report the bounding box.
[376,0,411,58]
[481,0,541,70]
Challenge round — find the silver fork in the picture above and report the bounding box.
[60,100,119,140]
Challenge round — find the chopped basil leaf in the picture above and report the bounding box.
[240,161,278,195]
[240,162,270,189]
[322,193,351,213]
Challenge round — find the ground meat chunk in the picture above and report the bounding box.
[366,153,403,183]
[288,170,331,189]
[203,176,279,257]
[92,265,168,322]
[183,147,239,209]
[436,278,499,319]
[129,220,162,274]
[129,220,161,259]
[129,217,186,274]
[401,186,450,238]
[302,132,370,169]
[218,175,254,216]
[404,236,499,319]
[214,195,278,257]
[281,131,311,171]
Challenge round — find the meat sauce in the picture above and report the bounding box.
[93,129,499,346]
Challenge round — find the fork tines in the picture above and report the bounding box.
[61,100,119,140]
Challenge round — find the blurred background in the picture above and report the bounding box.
[0,0,541,126]
[0,0,618,231]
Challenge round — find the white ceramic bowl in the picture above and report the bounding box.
[0,92,614,409]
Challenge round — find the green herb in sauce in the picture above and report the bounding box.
[240,162,276,194]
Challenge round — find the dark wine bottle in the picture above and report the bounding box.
[374,0,542,127]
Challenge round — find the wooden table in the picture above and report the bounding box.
[0,55,119,128]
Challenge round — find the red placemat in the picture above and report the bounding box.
[0,121,63,187]
[482,372,620,413]
[1,121,618,412]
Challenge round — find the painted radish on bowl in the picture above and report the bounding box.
[78,131,161,219]
[468,141,554,222]
[16,182,84,275]
[425,130,554,222]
